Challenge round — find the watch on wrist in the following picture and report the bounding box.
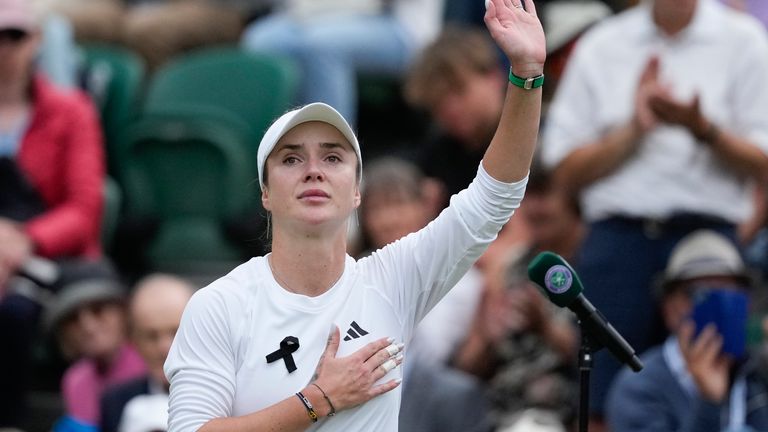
[508,68,545,90]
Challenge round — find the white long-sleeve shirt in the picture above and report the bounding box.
[164,164,527,431]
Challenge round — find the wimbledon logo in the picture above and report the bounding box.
[544,265,573,294]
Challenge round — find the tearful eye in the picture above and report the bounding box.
[283,156,300,165]
[326,155,341,163]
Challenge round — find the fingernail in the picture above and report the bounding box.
[329,324,336,336]
[387,337,395,343]
[395,378,403,385]
[395,353,404,362]
[397,343,405,351]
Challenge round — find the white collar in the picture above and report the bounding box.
[663,336,699,399]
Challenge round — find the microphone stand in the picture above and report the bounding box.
[577,327,594,432]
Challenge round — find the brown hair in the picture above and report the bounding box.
[361,157,424,204]
[404,26,500,109]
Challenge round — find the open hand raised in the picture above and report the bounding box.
[678,321,732,403]
[484,0,546,77]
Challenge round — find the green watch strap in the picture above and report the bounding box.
[508,69,545,90]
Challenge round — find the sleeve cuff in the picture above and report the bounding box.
[476,162,529,202]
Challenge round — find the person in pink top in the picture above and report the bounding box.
[46,278,147,429]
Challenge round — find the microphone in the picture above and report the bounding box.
[528,251,643,372]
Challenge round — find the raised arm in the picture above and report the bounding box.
[481,0,546,183]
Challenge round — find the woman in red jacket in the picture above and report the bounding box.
[0,0,105,290]
[0,0,107,426]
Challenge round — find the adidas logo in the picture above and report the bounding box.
[343,321,369,341]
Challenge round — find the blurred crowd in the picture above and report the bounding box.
[1,0,767,431]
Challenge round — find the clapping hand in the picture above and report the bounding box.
[634,56,663,134]
[634,56,711,140]
[649,92,711,140]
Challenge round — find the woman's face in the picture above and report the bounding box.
[262,121,361,232]
[0,28,38,83]
[59,301,127,361]
[362,192,430,249]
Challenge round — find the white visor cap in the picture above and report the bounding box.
[257,103,362,190]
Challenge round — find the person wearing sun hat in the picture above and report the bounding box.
[607,230,768,432]
[164,1,546,430]
[659,229,754,291]
[47,278,146,432]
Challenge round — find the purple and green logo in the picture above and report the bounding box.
[545,265,572,294]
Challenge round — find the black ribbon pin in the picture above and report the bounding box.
[266,336,300,373]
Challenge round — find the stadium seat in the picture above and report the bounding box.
[143,47,299,159]
[117,114,258,274]
[80,44,146,176]
[101,176,122,253]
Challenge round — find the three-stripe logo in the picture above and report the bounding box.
[343,321,369,341]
